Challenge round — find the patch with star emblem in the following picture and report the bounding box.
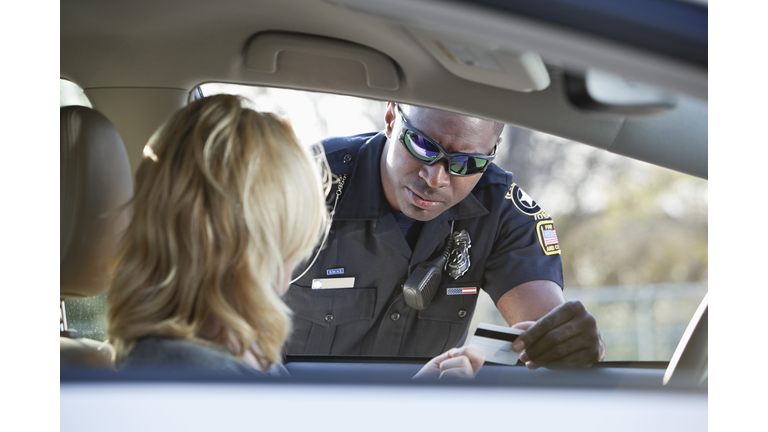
[536,220,561,255]
[505,183,548,219]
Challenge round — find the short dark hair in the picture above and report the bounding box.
[401,103,505,139]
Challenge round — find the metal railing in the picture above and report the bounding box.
[470,282,708,361]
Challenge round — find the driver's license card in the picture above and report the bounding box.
[467,323,524,366]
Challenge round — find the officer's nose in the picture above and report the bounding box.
[420,161,451,189]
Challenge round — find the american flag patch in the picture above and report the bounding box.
[536,220,561,255]
[447,287,477,295]
[543,228,558,246]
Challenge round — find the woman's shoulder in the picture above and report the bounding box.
[119,335,259,376]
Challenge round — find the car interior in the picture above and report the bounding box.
[60,0,708,428]
[60,105,132,370]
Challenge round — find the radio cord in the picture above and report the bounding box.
[444,221,454,271]
[290,174,347,284]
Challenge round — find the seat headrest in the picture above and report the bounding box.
[61,106,133,300]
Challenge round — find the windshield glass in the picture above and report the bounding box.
[67,82,706,362]
[199,83,707,362]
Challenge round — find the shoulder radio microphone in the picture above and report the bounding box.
[402,222,473,310]
[402,234,453,311]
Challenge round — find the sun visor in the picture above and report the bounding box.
[407,28,550,92]
[245,32,400,91]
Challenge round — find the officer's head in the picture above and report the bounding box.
[381,102,503,221]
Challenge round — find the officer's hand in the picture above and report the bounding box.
[412,346,486,380]
[511,300,605,369]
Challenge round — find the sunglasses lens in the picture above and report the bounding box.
[450,156,488,175]
[404,130,440,162]
[402,125,492,176]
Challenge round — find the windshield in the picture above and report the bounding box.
[66,82,706,362]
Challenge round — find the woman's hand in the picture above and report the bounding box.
[412,346,486,380]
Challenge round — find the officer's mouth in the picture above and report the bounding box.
[406,188,443,210]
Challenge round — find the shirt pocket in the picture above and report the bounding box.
[283,286,376,355]
[413,281,481,354]
[286,286,376,326]
[417,281,481,323]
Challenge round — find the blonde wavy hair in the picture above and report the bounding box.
[107,94,330,370]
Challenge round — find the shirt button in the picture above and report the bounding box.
[390,312,401,321]
[458,309,467,318]
[324,313,334,323]
[343,154,353,164]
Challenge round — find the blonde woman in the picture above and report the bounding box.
[107,94,483,378]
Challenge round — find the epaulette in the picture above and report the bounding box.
[475,163,513,188]
[313,132,377,177]
[312,132,379,203]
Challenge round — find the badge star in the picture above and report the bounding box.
[518,189,535,207]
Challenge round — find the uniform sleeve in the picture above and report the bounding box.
[481,181,564,305]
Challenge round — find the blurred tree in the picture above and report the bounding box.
[495,126,708,288]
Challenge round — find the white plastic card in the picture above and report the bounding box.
[468,323,524,366]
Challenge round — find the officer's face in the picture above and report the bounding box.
[381,103,501,221]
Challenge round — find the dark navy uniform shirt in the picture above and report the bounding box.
[284,132,563,357]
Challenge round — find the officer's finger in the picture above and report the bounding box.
[523,312,597,360]
[512,301,587,352]
[523,327,598,368]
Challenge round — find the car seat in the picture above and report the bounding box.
[60,105,133,370]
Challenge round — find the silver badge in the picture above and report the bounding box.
[446,229,471,280]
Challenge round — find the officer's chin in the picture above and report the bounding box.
[403,189,445,218]
[402,204,444,222]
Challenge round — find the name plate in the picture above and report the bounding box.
[311,277,356,290]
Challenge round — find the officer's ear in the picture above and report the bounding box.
[384,102,397,139]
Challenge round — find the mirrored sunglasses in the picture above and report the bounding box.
[397,105,497,176]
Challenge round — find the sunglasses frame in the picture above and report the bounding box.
[396,104,497,177]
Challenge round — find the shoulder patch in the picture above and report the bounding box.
[536,220,561,255]
[505,183,550,220]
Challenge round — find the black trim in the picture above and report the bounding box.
[285,355,669,369]
[285,355,431,364]
[591,361,669,369]
[473,327,520,342]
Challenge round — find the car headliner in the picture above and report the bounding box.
[61,0,707,179]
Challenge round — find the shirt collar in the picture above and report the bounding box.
[333,132,387,220]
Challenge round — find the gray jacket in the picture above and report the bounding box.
[119,335,290,377]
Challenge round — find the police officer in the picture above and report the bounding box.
[285,102,605,369]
